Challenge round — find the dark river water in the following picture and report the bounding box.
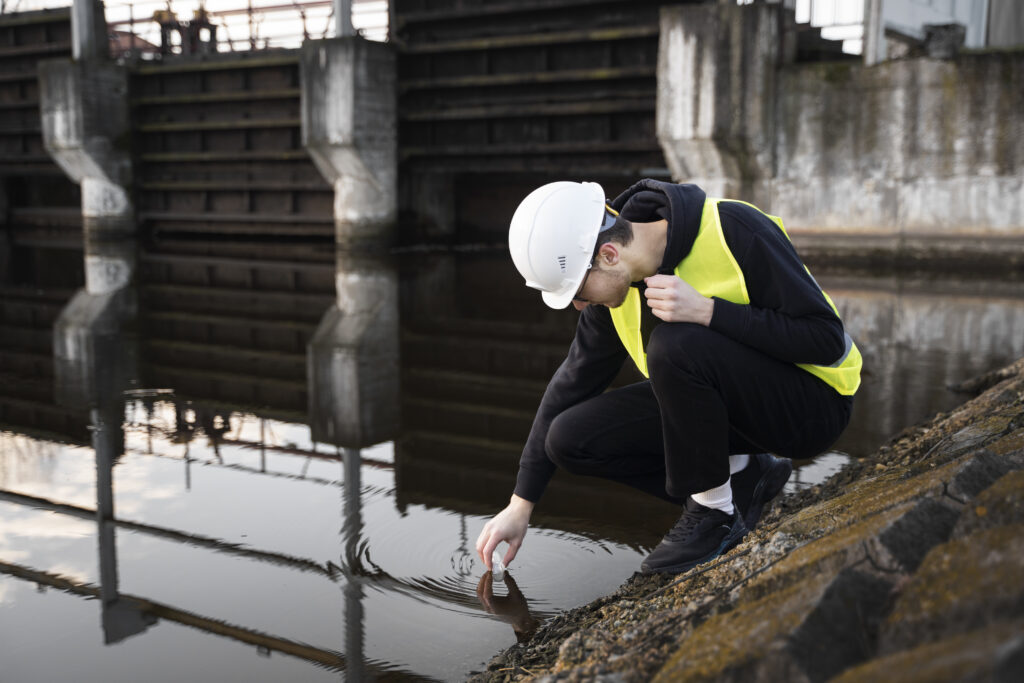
[1,247,1023,681]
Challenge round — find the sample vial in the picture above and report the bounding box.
[491,549,507,580]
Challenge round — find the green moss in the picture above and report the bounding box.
[833,620,1024,683]
[746,503,912,600]
[779,459,957,537]
[955,470,1024,536]
[653,576,828,682]
[885,523,1024,628]
[988,428,1024,456]
[818,62,854,86]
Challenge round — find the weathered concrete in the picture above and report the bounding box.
[39,0,137,408]
[656,2,787,202]
[301,37,397,247]
[71,0,107,62]
[657,3,1024,256]
[38,57,132,237]
[307,250,399,448]
[40,0,131,239]
[52,237,137,410]
[471,358,1024,682]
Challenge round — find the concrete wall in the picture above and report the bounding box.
[772,53,1024,234]
[658,3,1024,255]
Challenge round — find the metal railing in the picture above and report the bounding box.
[100,1,388,59]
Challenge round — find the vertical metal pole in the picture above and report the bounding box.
[249,0,256,51]
[863,0,883,66]
[341,446,364,680]
[94,407,118,605]
[71,0,109,61]
[335,0,355,38]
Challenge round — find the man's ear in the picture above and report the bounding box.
[597,243,620,266]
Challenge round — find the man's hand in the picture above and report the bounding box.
[643,274,714,325]
[476,495,534,570]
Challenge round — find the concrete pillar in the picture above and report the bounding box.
[863,0,884,66]
[38,57,133,240]
[301,37,397,248]
[334,0,355,38]
[341,446,365,680]
[72,0,109,62]
[95,403,157,644]
[307,250,399,448]
[52,246,137,411]
[40,0,137,392]
[657,2,787,203]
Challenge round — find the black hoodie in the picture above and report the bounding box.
[513,180,847,503]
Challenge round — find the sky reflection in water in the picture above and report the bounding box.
[2,252,1024,681]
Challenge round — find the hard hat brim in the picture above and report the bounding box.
[541,286,578,310]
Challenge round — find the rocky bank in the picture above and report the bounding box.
[470,359,1024,682]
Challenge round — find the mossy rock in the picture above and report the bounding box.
[744,497,957,602]
[832,619,1024,683]
[653,568,891,683]
[987,427,1024,457]
[953,469,1024,538]
[881,523,1024,653]
[777,449,1009,539]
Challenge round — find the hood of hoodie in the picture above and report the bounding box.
[608,179,706,275]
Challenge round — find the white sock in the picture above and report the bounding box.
[729,454,750,474]
[690,480,734,515]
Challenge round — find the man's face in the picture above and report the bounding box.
[571,260,632,311]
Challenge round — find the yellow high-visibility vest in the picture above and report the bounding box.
[608,198,861,396]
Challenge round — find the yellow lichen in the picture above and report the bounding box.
[833,619,1024,683]
[653,576,829,682]
[987,428,1024,456]
[884,524,1024,628]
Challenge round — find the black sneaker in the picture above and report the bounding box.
[640,498,748,575]
[731,453,793,530]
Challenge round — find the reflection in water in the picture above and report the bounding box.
[476,572,542,643]
[824,276,1024,456]
[2,246,1024,680]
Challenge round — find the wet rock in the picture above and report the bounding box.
[949,365,1019,395]
[987,427,1024,458]
[953,470,1024,537]
[777,448,1014,540]
[652,568,891,682]
[880,524,1024,653]
[739,497,957,607]
[832,620,1024,683]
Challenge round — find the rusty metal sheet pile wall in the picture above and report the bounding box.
[393,0,685,177]
[127,50,341,415]
[131,52,334,241]
[0,9,86,441]
[0,8,81,252]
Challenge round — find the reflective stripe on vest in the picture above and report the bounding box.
[608,198,862,396]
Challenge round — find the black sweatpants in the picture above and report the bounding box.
[543,323,854,503]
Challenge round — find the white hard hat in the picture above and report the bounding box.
[509,181,609,309]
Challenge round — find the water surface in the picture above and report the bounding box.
[1,250,1022,681]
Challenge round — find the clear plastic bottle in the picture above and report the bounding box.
[491,549,507,580]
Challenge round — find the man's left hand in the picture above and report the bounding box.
[643,274,714,325]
